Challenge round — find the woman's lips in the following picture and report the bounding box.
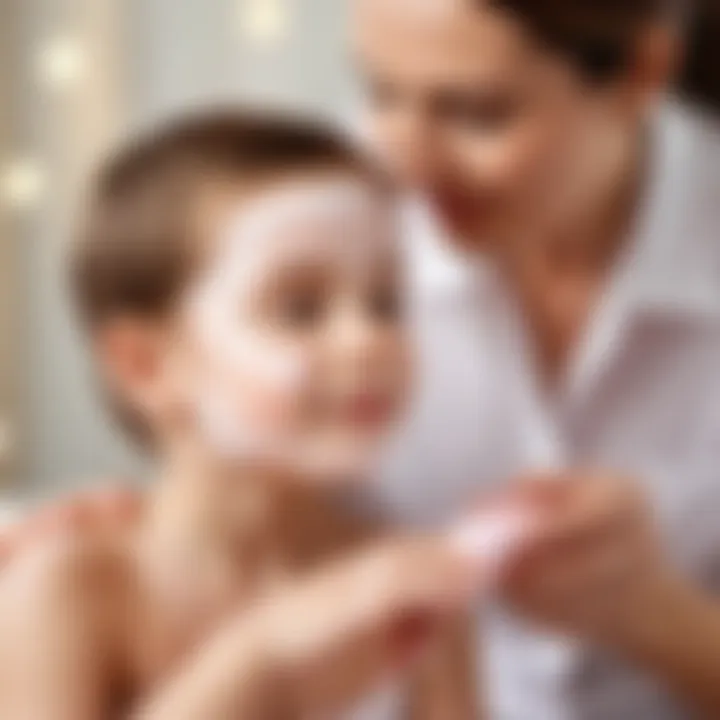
[430,188,494,236]
[431,190,476,228]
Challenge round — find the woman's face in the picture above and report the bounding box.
[353,0,647,247]
[182,174,411,482]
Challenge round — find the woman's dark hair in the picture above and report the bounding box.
[489,0,720,112]
[679,0,720,111]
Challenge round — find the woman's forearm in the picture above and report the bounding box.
[626,581,720,719]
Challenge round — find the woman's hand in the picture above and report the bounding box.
[493,471,720,717]
[0,486,141,565]
[496,472,684,651]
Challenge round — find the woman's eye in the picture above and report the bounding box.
[437,94,522,133]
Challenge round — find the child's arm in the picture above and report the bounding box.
[0,532,485,720]
[408,613,484,720]
[133,536,485,720]
[0,538,117,720]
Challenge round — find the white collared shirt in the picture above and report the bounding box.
[374,100,720,720]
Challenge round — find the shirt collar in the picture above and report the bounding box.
[615,100,720,321]
[564,101,720,403]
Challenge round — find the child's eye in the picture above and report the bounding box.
[368,285,402,323]
[276,291,326,329]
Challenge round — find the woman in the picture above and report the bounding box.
[5,0,720,717]
[353,1,720,718]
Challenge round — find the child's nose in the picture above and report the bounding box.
[328,306,384,368]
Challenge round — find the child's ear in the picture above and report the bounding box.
[94,315,173,419]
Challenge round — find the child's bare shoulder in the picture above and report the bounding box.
[2,527,127,594]
[0,531,136,716]
[0,529,132,655]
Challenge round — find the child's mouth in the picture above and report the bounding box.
[339,392,395,429]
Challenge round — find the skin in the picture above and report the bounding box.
[4,0,720,717]
[496,473,720,717]
[352,0,669,379]
[0,529,483,719]
[0,172,480,719]
[182,175,412,479]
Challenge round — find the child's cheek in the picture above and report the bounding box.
[225,340,310,431]
[199,334,314,456]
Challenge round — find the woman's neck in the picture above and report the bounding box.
[498,122,647,283]
[493,129,647,383]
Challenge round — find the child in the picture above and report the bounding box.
[0,111,480,718]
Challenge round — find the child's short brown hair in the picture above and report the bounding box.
[71,109,388,444]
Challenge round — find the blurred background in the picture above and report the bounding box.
[0,0,719,505]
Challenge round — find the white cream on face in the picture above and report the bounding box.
[186,177,398,473]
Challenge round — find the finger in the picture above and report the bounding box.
[513,473,575,504]
[257,537,481,717]
[529,477,643,551]
[276,535,479,661]
[369,536,486,614]
[506,531,643,619]
[542,541,635,597]
[388,611,437,665]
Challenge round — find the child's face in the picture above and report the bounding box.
[182,174,411,482]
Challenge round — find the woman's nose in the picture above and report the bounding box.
[379,111,444,190]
